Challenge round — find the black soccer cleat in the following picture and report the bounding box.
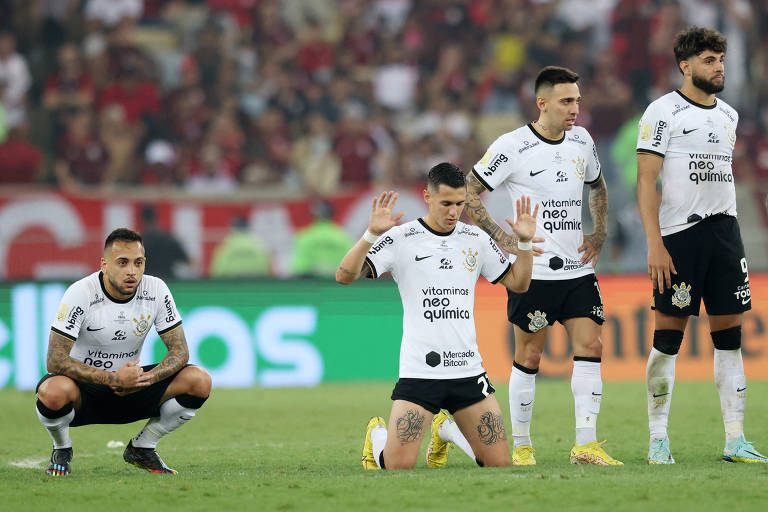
[46,447,73,476]
[123,440,177,474]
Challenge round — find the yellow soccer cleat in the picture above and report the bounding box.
[426,410,453,468]
[362,416,386,470]
[512,445,536,466]
[569,440,623,466]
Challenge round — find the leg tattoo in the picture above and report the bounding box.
[477,412,507,445]
[396,409,425,444]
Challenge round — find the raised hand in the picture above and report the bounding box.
[369,191,404,236]
[504,196,542,253]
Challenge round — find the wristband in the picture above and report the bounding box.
[517,240,533,251]
[362,230,379,244]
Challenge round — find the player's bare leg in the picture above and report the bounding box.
[126,366,212,474]
[508,326,546,465]
[378,400,433,469]
[565,317,621,465]
[36,376,82,476]
[452,395,510,467]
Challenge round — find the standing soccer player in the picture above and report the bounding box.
[464,66,622,466]
[337,163,537,470]
[637,26,767,464]
[36,228,211,475]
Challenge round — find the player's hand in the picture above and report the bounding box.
[368,191,404,236]
[114,359,151,390]
[505,195,539,245]
[578,231,607,266]
[647,238,677,293]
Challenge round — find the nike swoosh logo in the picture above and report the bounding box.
[529,169,547,177]
[682,128,698,134]
[86,326,104,331]
[591,392,602,396]
[737,387,746,392]
[745,450,764,459]
[742,297,751,305]
[520,401,533,406]
[415,255,432,261]
[652,392,670,398]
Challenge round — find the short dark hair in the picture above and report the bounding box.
[427,162,466,191]
[674,26,727,69]
[104,228,143,250]
[535,66,579,94]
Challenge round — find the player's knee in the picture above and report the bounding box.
[575,337,602,358]
[182,366,212,397]
[521,350,542,369]
[37,377,77,409]
[653,329,684,355]
[712,326,741,350]
[478,449,510,467]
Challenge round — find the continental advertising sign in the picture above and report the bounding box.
[1,276,766,389]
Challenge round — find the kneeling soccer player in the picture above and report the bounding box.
[336,162,537,469]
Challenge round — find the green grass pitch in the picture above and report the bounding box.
[2,380,767,511]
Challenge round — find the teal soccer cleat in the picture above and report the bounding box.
[648,438,675,465]
[723,435,768,464]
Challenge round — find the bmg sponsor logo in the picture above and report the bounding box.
[651,120,667,147]
[368,235,394,255]
[164,294,176,323]
[65,306,84,331]
[483,153,508,177]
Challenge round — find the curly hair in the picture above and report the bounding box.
[673,26,727,69]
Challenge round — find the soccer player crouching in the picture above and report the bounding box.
[36,228,211,475]
[337,163,537,469]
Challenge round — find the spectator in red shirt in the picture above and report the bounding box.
[297,19,335,79]
[98,56,160,126]
[333,104,377,186]
[43,43,94,125]
[0,122,42,184]
[54,109,109,189]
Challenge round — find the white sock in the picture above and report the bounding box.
[438,417,476,461]
[370,425,387,468]
[132,398,197,449]
[647,347,677,442]
[572,360,601,445]
[37,408,75,449]
[509,365,536,447]
[714,348,746,443]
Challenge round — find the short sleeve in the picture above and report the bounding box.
[480,235,513,284]
[51,283,90,341]
[153,279,183,335]
[585,134,602,184]
[637,101,670,157]
[471,134,517,192]
[364,228,399,279]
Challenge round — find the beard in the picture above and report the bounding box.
[692,73,725,95]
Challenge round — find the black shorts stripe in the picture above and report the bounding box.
[470,168,494,192]
[51,327,76,341]
[157,321,182,336]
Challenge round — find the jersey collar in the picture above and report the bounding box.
[99,271,137,304]
[527,123,565,145]
[675,89,717,110]
[418,217,454,237]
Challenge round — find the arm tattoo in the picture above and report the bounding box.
[46,331,118,386]
[395,409,425,444]
[588,175,608,237]
[465,174,516,244]
[149,325,189,384]
[337,263,371,281]
[476,411,507,445]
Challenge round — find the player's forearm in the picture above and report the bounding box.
[465,174,514,244]
[636,170,663,246]
[588,176,608,237]
[502,252,533,293]
[336,238,373,284]
[149,326,189,384]
[47,348,117,386]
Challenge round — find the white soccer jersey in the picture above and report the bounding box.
[637,90,738,235]
[51,271,182,371]
[365,219,512,379]
[472,124,601,280]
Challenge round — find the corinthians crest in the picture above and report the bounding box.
[671,282,692,309]
[572,156,586,181]
[133,314,152,336]
[462,248,478,271]
[527,310,548,332]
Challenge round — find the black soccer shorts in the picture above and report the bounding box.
[653,214,751,317]
[506,273,605,333]
[390,372,496,414]
[36,364,187,426]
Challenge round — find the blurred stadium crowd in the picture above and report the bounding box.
[1,0,767,275]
